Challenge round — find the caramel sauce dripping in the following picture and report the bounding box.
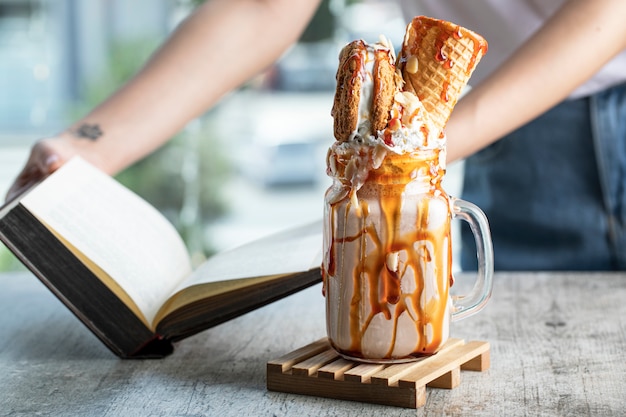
[420,125,430,147]
[453,26,463,40]
[468,37,488,75]
[441,81,450,102]
[326,151,452,359]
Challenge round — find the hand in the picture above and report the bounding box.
[5,138,76,202]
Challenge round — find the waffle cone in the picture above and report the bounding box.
[398,16,488,133]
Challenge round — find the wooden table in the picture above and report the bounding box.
[0,271,624,416]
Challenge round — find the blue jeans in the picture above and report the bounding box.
[461,82,626,271]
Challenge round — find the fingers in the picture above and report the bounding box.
[5,165,39,202]
[4,142,66,203]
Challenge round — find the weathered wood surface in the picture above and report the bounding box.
[0,271,625,416]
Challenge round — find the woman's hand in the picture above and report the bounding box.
[5,137,78,202]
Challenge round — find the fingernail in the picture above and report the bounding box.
[45,155,60,169]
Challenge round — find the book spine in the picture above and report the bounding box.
[0,204,171,358]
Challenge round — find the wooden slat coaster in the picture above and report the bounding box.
[267,338,490,409]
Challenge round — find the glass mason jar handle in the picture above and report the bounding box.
[450,198,494,321]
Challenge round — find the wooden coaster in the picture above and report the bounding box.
[267,338,490,409]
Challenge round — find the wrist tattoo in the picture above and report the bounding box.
[74,123,103,141]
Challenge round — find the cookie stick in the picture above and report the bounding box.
[332,40,400,142]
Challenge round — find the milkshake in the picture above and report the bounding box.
[323,16,492,362]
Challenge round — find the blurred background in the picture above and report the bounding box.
[0,0,463,272]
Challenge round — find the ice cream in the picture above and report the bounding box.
[323,16,487,361]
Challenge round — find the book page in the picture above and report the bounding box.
[175,220,322,292]
[20,158,192,326]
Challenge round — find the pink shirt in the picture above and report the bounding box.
[399,0,626,98]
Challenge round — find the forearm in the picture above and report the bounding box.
[446,0,626,162]
[60,0,321,174]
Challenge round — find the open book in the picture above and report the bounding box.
[0,158,322,358]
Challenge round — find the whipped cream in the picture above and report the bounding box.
[352,46,375,141]
[383,92,444,152]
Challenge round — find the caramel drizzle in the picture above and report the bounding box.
[324,153,452,359]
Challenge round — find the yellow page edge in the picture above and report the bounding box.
[43,220,152,330]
